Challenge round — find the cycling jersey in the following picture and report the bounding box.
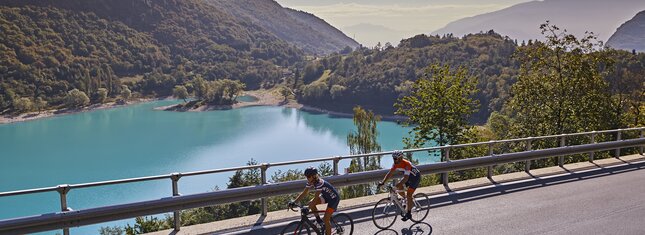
[306,178,340,209]
[391,159,420,177]
[391,159,421,189]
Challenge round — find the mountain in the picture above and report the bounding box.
[208,0,359,55]
[342,23,409,48]
[0,0,305,113]
[433,0,645,42]
[607,11,645,52]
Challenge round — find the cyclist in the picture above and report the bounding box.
[289,167,340,235]
[378,150,421,222]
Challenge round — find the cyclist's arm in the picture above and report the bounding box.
[293,187,310,202]
[380,169,394,184]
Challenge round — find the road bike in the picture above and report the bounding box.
[281,203,354,235]
[371,183,430,229]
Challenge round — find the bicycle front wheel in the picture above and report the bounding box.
[281,221,311,235]
[331,213,354,235]
[372,198,398,229]
[410,192,430,222]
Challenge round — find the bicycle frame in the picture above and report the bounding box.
[385,185,409,216]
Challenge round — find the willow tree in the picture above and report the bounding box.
[347,106,382,171]
[395,64,478,162]
[344,106,382,198]
[508,22,615,138]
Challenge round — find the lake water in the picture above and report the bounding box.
[0,100,438,234]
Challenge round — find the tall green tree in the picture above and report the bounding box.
[508,22,615,138]
[346,106,382,171]
[344,106,383,198]
[65,89,90,108]
[395,64,479,162]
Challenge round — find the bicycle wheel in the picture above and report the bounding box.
[331,213,354,235]
[372,198,398,229]
[410,193,430,222]
[281,221,312,235]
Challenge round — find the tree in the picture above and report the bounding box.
[97,88,109,103]
[395,64,478,162]
[65,89,90,108]
[347,106,382,170]
[14,97,33,113]
[34,97,47,114]
[173,85,189,102]
[345,106,383,197]
[508,22,614,138]
[120,85,131,103]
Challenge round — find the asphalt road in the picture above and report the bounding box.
[232,160,645,235]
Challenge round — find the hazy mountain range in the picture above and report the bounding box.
[433,0,645,43]
[607,10,645,52]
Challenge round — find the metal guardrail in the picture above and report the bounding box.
[0,127,643,234]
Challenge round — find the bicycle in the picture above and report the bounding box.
[281,203,354,235]
[371,183,430,229]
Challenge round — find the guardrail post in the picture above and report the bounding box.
[589,132,596,162]
[525,138,532,172]
[261,163,269,216]
[487,141,494,179]
[640,129,645,155]
[442,147,450,187]
[559,135,565,167]
[333,156,340,176]
[171,173,182,231]
[56,184,71,235]
[615,130,622,158]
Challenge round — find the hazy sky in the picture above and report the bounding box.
[275,0,533,46]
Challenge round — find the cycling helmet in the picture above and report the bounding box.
[304,167,318,177]
[392,150,404,159]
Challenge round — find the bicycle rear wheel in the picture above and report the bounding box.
[371,198,398,229]
[281,221,312,235]
[410,192,430,222]
[331,213,354,235]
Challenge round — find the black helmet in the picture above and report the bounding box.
[304,167,318,177]
[392,150,404,159]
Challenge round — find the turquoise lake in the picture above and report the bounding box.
[0,100,438,234]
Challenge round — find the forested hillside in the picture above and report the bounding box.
[209,0,359,55]
[295,31,520,123]
[0,0,304,113]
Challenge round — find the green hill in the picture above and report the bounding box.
[0,0,304,113]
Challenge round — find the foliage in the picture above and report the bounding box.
[508,22,615,139]
[96,88,109,103]
[13,97,32,113]
[295,32,518,122]
[0,0,305,114]
[119,85,131,103]
[172,85,188,102]
[395,64,479,161]
[99,226,124,235]
[344,106,383,198]
[65,88,90,108]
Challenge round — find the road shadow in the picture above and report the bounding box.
[228,161,645,234]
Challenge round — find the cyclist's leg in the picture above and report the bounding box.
[404,176,420,214]
[396,184,405,198]
[309,196,324,222]
[324,198,339,235]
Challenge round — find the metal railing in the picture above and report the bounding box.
[0,127,643,234]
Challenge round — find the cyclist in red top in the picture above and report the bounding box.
[378,150,421,221]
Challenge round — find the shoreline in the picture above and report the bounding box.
[1,90,407,124]
[159,89,407,122]
[0,97,165,124]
